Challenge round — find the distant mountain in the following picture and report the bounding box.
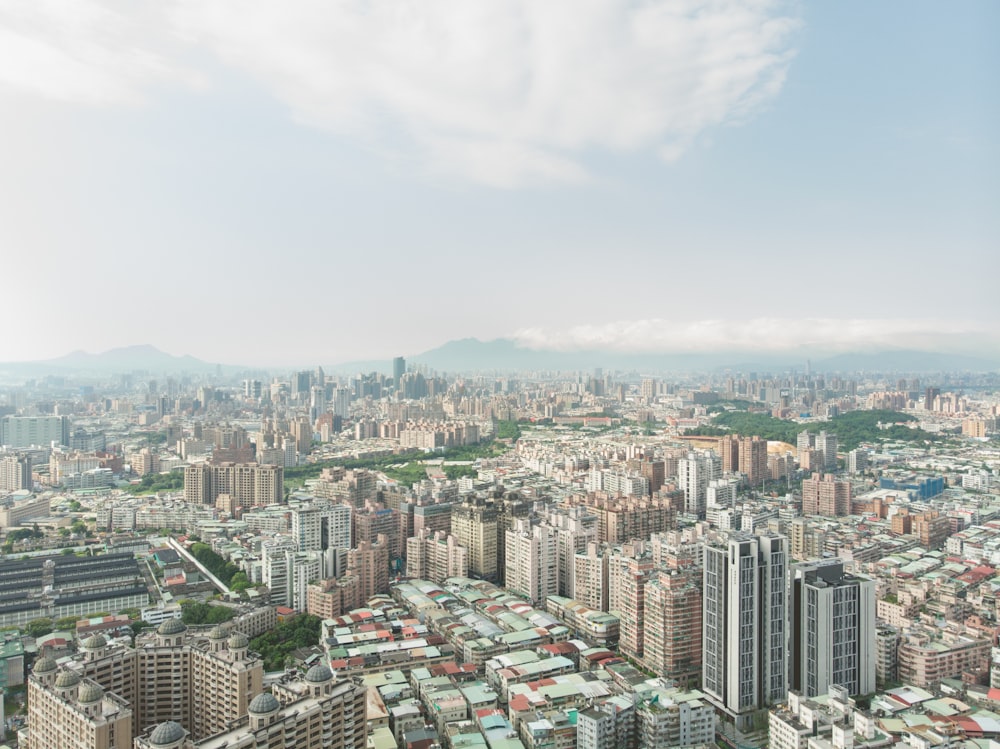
[400,338,1000,375]
[0,345,242,376]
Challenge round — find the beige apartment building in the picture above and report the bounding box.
[133,665,366,749]
[24,658,132,749]
[27,619,263,747]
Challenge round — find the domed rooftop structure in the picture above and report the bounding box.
[78,682,104,703]
[54,670,81,689]
[228,632,248,649]
[157,618,187,636]
[249,692,281,715]
[304,664,333,683]
[33,656,57,674]
[208,625,228,640]
[148,721,186,746]
[81,634,107,649]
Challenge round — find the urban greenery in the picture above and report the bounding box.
[190,543,241,586]
[127,469,185,496]
[685,408,938,452]
[181,601,236,625]
[494,419,523,441]
[250,614,322,671]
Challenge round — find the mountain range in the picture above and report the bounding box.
[1,340,998,378]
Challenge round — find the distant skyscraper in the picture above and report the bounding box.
[789,559,875,697]
[393,356,406,387]
[703,533,788,731]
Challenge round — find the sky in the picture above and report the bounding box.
[0,0,997,367]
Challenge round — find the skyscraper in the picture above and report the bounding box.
[393,356,406,387]
[789,559,875,697]
[703,533,788,731]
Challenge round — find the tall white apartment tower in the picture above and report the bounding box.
[678,450,721,518]
[789,559,876,697]
[292,501,352,553]
[703,533,788,731]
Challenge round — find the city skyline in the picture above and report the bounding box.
[1,1,997,366]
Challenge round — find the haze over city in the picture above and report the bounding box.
[1,1,997,367]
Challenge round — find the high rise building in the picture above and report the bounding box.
[393,356,406,388]
[184,462,283,507]
[703,534,788,731]
[677,451,720,518]
[504,520,559,605]
[291,501,352,553]
[814,431,838,471]
[25,662,132,749]
[802,473,850,517]
[1,415,70,448]
[450,496,499,580]
[134,665,366,749]
[642,570,702,688]
[788,559,876,697]
[27,621,263,747]
[0,453,31,492]
[405,529,469,583]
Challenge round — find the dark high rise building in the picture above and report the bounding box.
[393,356,406,388]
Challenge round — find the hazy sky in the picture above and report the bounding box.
[1,0,997,366]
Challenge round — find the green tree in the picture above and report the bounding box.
[25,618,54,638]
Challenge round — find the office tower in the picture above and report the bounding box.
[847,449,868,474]
[924,387,940,410]
[450,496,499,580]
[292,501,352,553]
[0,453,31,492]
[26,662,132,749]
[789,559,875,697]
[703,534,788,731]
[292,370,312,398]
[801,473,850,517]
[184,462,283,507]
[393,356,406,387]
[677,450,720,518]
[333,387,352,419]
[814,431,838,471]
[0,415,70,448]
[504,520,559,605]
[642,570,702,688]
[309,385,327,422]
[243,379,263,400]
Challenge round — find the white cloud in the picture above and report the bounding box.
[0,0,199,104]
[0,0,800,184]
[168,0,800,186]
[511,318,993,353]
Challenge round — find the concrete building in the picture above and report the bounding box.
[703,533,788,731]
[25,661,132,749]
[184,462,283,507]
[789,559,876,697]
[134,665,366,749]
[642,570,703,688]
[1,415,69,448]
[505,520,559,605]
[406,529,469,583]
[291,500,352,554]
[802,474,850,518]
[677,451,720,518]
[450,496,499,580]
